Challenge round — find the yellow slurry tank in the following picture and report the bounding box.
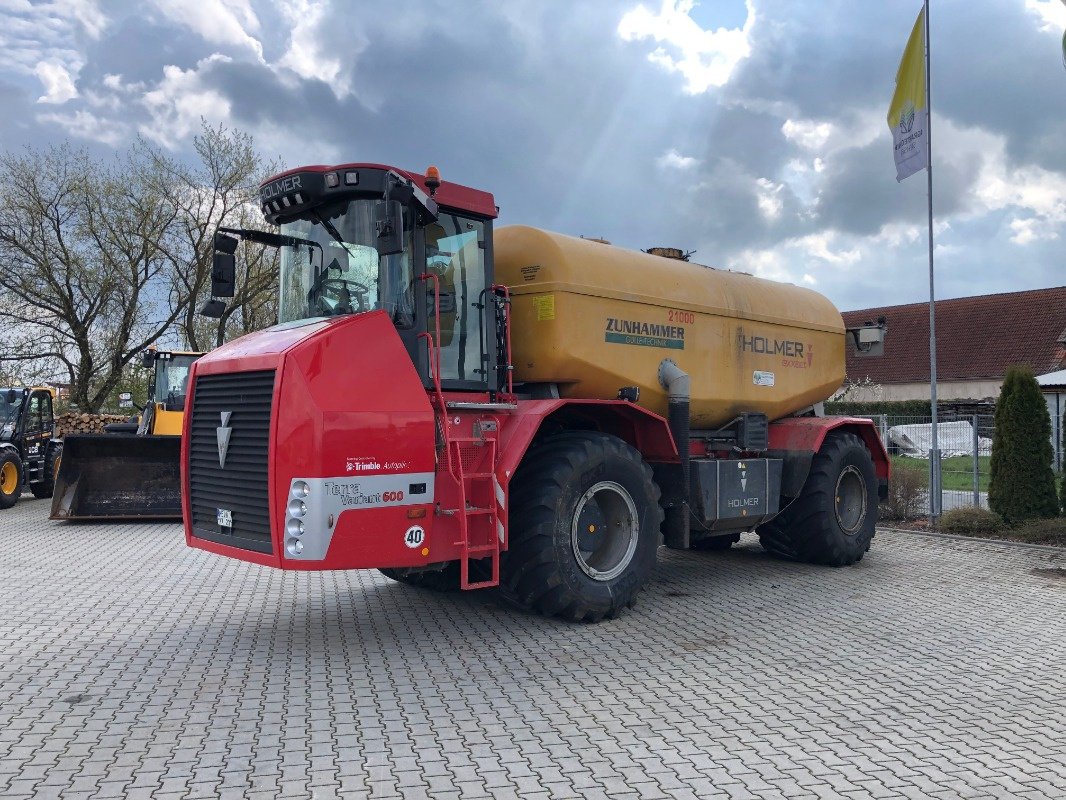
[494,226,846,429]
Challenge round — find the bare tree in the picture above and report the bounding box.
[0,144,185,411]
[0,125,283,409]
[137,123,282,351]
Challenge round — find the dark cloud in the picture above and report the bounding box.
[80,14,219,84]
[0,0,1061,313]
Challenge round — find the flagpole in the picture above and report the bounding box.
[924,0,941,522]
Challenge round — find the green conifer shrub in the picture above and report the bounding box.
[988,365,1060,523]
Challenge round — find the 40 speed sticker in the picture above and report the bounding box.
[404,525,426,548]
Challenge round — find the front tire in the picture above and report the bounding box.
[0,450,24,509]
[757,432,877,566]
[502,432,662,622]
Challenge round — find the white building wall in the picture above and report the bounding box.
[843,379,1002,403]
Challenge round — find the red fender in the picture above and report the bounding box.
[767,416,890,499]
[496,399,677,484]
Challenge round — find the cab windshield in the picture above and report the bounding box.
[278,199,414,326]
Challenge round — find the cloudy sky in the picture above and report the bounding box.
[1,0,1063,311]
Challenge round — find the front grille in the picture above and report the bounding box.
[188,370,275,553]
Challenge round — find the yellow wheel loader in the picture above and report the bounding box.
[50,350,203,520]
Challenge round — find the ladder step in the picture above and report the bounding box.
[463,579,499,590]
[465,544,498,554]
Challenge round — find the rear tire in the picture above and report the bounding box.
[29,443,62,499]
[757,432,877,566]
[0,450,24,509]
[502,431,662,622]
[379,562,461,592]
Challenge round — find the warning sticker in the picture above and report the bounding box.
[533,294,555,321]
[753,370,775,387]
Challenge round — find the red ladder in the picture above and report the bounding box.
[447,436,501,590]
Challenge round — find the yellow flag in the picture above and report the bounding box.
[887,7,928,182]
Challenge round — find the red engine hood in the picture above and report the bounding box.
[183,310,438,569]
[194,316,341,375]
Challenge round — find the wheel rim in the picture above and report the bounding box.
[0,462,16,495]
[570,481,640,581]
[834,465,867,535]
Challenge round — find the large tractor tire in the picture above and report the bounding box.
[0,450,24,509]
[502,431,663,622]
[30,443,62,499]
[757,431,877,566]
[379,562,462,592]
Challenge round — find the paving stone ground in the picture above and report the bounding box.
[1,495,1065,799]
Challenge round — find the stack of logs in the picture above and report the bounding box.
[54,412,132,438]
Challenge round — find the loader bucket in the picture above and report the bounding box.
[50,434,183,520]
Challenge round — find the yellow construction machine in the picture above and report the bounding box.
[51,350,203,520]
[0,386,61,509]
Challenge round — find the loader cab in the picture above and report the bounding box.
[255,164,502,395]
[138,350,204,436]
[151,352,200,411]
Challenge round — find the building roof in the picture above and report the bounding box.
[1038,369,1066,389]
[843,286,1066,384]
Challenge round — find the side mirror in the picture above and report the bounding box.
[374,200,404,257]
[5,389,16,404]
[200,299,227,319]
[214,232,239,254]
[212,252,236,297]
[141,351,155,369]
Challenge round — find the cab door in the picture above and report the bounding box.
[424,212,496,390]
[19,390,52,479]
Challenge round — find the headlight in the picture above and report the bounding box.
[287,499,307,518]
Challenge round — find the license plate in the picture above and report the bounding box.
[217,508,233,528]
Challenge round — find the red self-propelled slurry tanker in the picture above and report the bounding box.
[183,163,889,622]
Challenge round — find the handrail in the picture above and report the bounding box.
[419,272,453,476]
[491,284,515,397]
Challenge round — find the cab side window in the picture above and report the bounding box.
[24,394,44,433]
[425,214,486,383]
[40,393,52,430]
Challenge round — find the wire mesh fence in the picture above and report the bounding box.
[856,413,995,516]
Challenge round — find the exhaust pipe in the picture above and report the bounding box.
[658,359,690,550]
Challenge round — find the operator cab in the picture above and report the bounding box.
[210,165,502,394]
[150,352,199,411]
